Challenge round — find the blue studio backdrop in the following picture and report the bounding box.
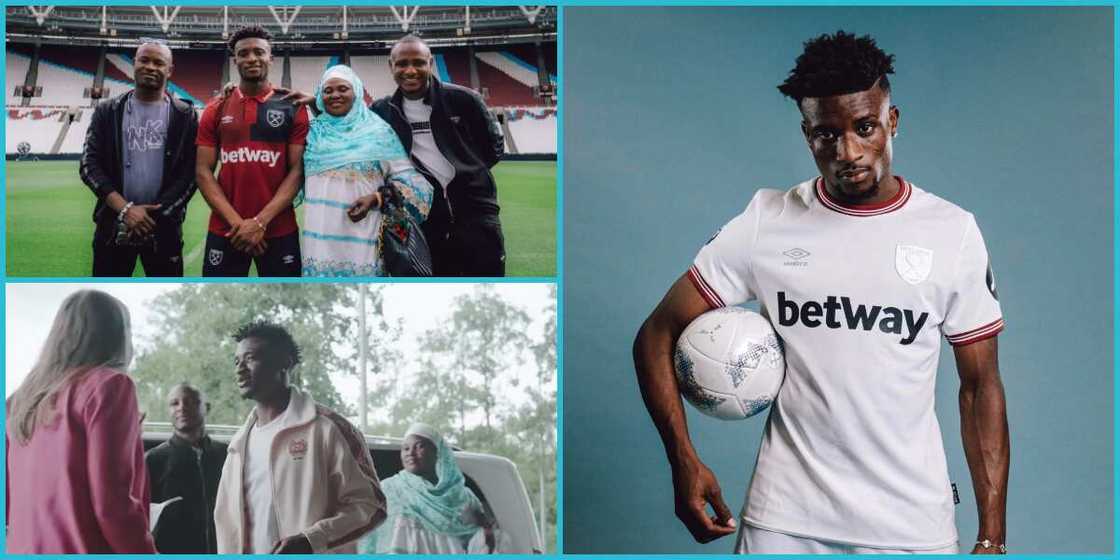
[563,6,1113,554]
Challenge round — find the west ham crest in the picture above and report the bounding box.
[288,438,308,460]
[267,109,285,128]
[895,244,933,285]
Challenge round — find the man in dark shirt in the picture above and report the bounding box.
[371,35,507,277]
[79,39,198,276]
[145,383,227,553]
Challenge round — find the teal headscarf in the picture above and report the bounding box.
[303,64,406,177]
[360,423,482,554]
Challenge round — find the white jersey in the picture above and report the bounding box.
[691,177,1003,549]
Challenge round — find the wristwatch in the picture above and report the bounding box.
[976,539,1007,554]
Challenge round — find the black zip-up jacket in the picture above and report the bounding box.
[370,77,504,230]
[79,90,199,227]
[145,434,228,554]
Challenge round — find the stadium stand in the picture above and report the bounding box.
[6,51,31,105]
[475,53,538,107]
[6,6,555,156]
[57,108,94,154]
[6,108,67,153]
[288,55,336,97]
[505,108,557,154]
[33,59,96,107]
[162,49,224,103]
[349,55,397,101]
[439,48,474,88]
[476,51,538,88]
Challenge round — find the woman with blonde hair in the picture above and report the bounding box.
[6,290,156,553]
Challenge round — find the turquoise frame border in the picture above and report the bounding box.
[4,1,1120,558]
[0,2,562,556]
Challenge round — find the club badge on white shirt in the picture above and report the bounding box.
[896,244,933,285]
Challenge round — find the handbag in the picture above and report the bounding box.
[377,183,433,277]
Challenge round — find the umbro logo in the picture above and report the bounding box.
[783,248,810,267]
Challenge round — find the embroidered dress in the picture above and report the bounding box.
[302,160,430,276]
[301,64,431,277]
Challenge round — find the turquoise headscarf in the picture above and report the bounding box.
[360,423,482,553]
[387,423,480,536]
[303,64,406,177]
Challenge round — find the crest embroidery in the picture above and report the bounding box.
[289,439,308,460]
[266,109,285,128]
[895,244,933,285]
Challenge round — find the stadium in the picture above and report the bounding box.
[5,6,557,276]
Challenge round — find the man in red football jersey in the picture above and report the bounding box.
[195,25,308,276]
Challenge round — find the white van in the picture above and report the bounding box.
[143,423,543,554]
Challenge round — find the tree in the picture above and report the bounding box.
[133,284,357,425]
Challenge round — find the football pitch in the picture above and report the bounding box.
[5,160,556,277]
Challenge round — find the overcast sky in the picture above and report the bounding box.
[6,283,556,409]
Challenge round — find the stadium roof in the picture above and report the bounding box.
[6,6,556,48]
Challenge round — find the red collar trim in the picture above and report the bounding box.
[816,176,911,217]
[235,85,274,102]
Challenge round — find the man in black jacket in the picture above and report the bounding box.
[79,39,198,276]
[371,35,507,277]
[146,383,227,554]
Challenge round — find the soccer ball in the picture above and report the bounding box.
[674,307,785,420]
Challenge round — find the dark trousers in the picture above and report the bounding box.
[92,218,183,277]
[201,231,302,277]
[424,220,506,277]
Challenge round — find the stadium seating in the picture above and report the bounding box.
[57,108,95,154]
[288,56,336,97]
[349,55,395,101]
[34,60,96,106]
[103,51,135,83]
[474,53,538,107]
[505,43,556,82]
[438,49,473,88]
[6,108,67,153]
[163,50,223,104]
[7,43,555,154]
[505,108,557,154]
[7,51,31,105]
[476,51,539,88]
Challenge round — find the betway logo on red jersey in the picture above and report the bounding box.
[220,147,281,168]
[777,291,929,345]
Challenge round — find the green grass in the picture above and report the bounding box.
[6,160,556,277]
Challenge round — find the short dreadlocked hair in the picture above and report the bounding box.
[778,30,895,105]
[233,321,302,367]
[228,25,272,53]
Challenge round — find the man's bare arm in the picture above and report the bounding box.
[953,336,1009,554]
[195,145,242,227]
[634,272,736,543]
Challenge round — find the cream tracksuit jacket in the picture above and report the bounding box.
[214,387,386,553]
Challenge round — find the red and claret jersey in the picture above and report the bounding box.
[197,85,309,238]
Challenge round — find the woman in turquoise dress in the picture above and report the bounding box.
[301,65,431,276]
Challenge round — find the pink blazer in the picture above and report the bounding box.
[6,367,156,553]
